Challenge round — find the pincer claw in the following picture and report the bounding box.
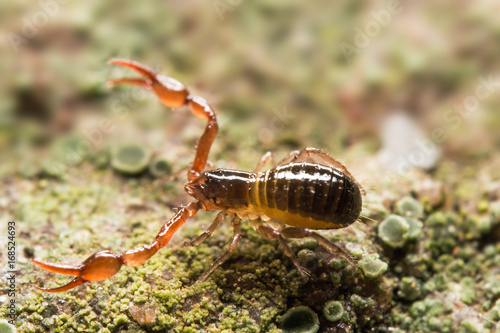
[31,251,124,292]
[108,58,189,108]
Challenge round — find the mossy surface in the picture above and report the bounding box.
[1,0,500,332]
[3,153,500,332]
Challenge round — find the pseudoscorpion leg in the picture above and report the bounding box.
[198,216,242,282]
[250,220,311,278]
[32,202,201,292]
[280,227,355,264]
[108,59,218,182]
[183,211,228,248]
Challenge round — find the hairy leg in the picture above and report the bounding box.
[253,151,274,173]
[250,220,310,278]
[198,216,242,282]
[280,227,354,264]
[275,150,301,166]
[183,211,228,247]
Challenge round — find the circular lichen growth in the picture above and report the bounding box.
[396,196,424,218]
[405,217,423,240]
[0,319,16,333]
[489,201,500,224]
[281,306,320,333]
[323,300,344,322]
[93,149,110,169]
[297,249,318,271]
[398,277,422,301]
[476,215,492,235]
[111,143,151,175]
[359,254,388,278]
[350,294,375,309]
[149,154,173,178]
[41,158,66,178]
[378,214,410,248]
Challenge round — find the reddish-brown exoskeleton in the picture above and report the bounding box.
[32,59,362,292]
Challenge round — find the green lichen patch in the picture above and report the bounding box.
[378,214,410,248]
[148,153,174,178]
[359,254,388,279]
[398,277,422,301]
[111,144,152,175]
[396,196,424,219]
[405,217,423,240]
[0,320,16,333]
[281,306,319,333]
[322,300,344,322]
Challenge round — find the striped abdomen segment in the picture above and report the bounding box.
[250,163,361,228]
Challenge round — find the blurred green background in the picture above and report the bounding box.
[2,0,499,174]
[1,1,500,332]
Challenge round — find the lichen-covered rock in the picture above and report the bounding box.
[3,1,500,332]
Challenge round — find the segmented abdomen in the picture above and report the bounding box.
[249,163,361,228]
